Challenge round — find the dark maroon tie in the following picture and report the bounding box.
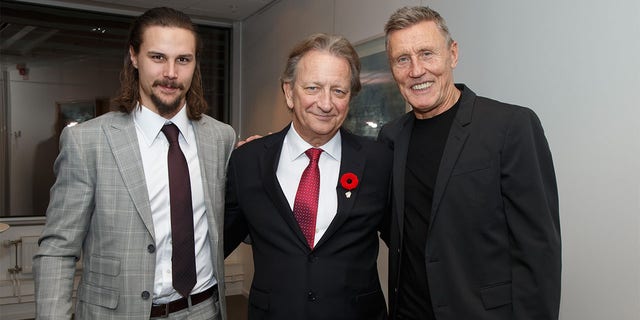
[293,148,322,249]
[161,123,196,297]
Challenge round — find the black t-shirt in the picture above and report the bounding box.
[397,102,459,320]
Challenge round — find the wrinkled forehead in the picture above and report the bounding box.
[387,21,450,53]
[299,51,349,76]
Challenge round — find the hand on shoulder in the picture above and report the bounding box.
[236,133,269,148]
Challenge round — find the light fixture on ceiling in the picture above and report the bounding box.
[91,27,107,34]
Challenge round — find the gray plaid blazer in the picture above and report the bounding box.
[33,111,235,320]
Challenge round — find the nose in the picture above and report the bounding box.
[408,59,424,78]
[316,89,333,111]
[163,61,177,79]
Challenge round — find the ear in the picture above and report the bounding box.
[129,46,138,69]
[283,82,294,110]
[449,40,459,69]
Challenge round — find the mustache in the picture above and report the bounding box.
[152,80,185,90]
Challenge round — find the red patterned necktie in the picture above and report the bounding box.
[161,123,196,297]
[293,148,322,249]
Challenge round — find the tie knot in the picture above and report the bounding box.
[305,148,322,163]
[161,123,180,145]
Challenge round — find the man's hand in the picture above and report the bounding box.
[236,134,265,148]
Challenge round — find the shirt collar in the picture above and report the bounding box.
[285,123,341,162]
[133,103,191,146]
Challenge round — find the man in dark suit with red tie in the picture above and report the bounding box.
[224,33,391,320]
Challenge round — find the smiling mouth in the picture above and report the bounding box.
[314,114,333,120]
[411,82,433,90]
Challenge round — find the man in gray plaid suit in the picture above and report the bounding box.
[33,7,235,320]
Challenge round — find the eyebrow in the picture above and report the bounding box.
[145,51,195,58]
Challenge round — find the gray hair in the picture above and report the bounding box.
[384,6,454,49]
[280,33,362,96]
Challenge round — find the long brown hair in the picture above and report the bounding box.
[112,7,207,120]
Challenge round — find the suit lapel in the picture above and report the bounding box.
[192,118,219,244]
[430,86,474,230]
[315,129,364,248]
[392,114,414,238]
[103,113,155,239]
[260,128,310,250]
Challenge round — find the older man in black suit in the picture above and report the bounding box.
[378,6,561,320]
[224,33,391,320]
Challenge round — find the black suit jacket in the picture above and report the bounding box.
[378,84,561,320]
[225,126,391,320]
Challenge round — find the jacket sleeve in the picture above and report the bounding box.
[223,153,249,257]
[375,133,394,246]
[501,108,561,319]
[33,127,94,320]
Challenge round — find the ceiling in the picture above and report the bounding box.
[36,0,278,21]
[0,0,277,69]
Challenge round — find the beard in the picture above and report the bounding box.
[151,80,187,116]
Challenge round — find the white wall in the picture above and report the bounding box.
[237,0,640,319]
[237,0,420,137]
[7,63,120,216]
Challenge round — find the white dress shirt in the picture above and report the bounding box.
[133,104,215,303]
[276,123,341,247]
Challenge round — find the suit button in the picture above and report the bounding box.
[147,244,156,253]
[141,291,150,300]
[307,254,318,263]
[307,291,317,302]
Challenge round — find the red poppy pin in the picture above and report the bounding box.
[340,172,359,198]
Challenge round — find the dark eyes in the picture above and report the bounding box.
[149,55,192,64]
[177,57,192,64]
